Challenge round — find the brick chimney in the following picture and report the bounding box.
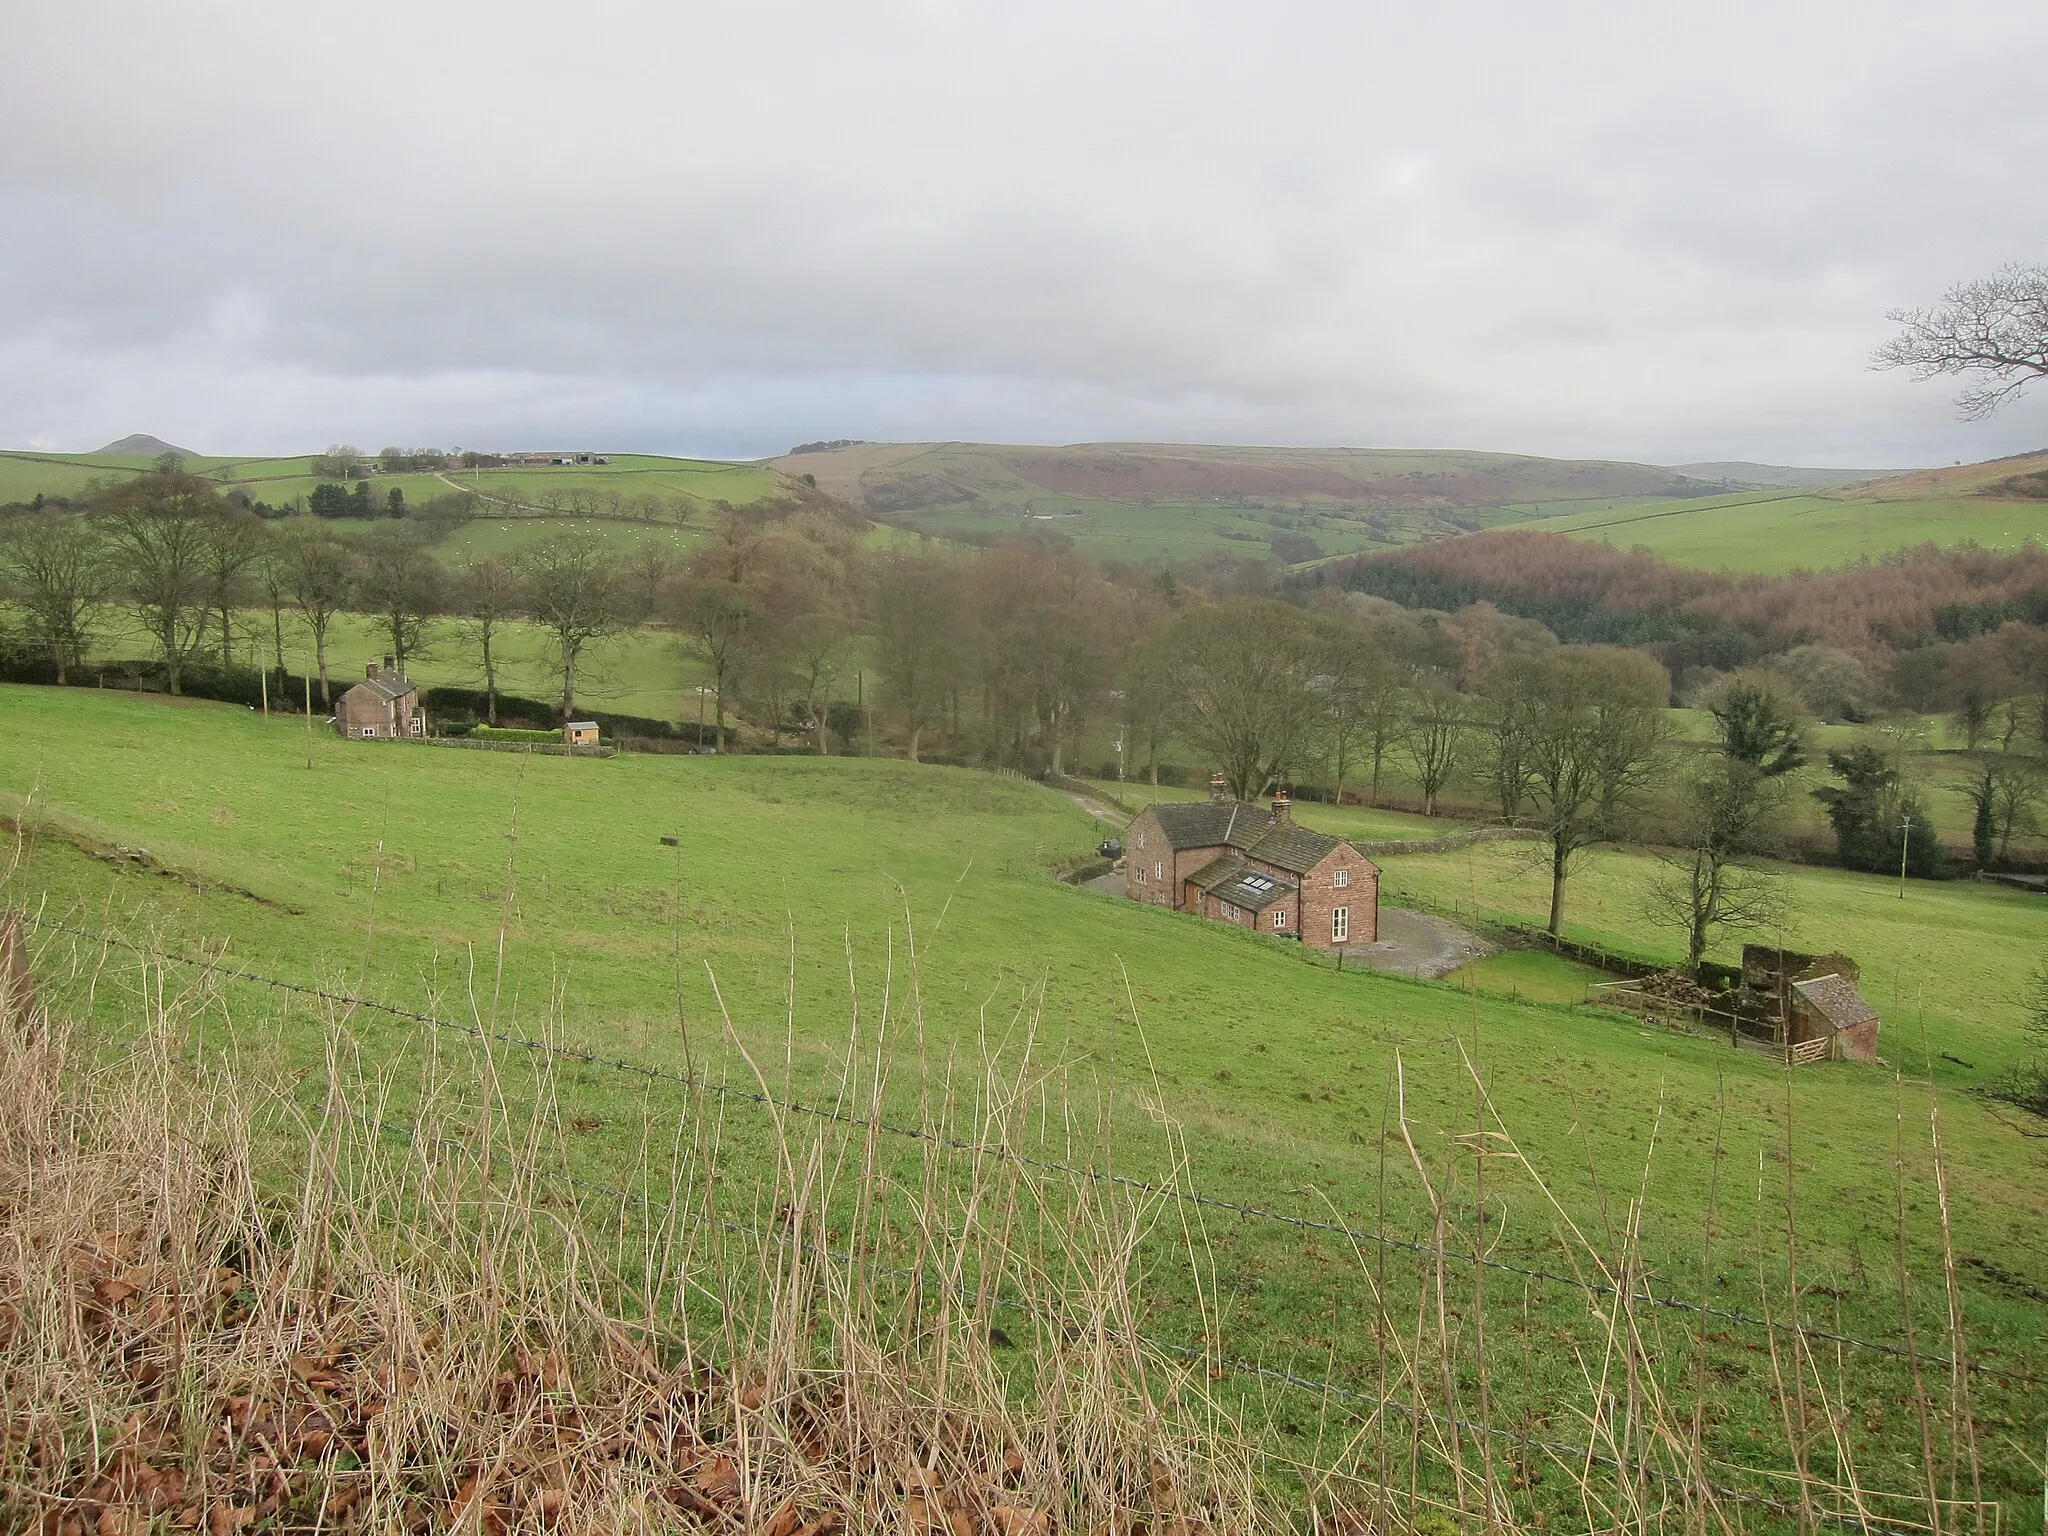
[1209,772,1228,802]
[1271,788,1292,826]
[365,661,379,680]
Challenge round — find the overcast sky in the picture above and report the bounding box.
[4,1,2046,468]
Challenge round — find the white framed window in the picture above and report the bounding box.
[1332,906,1349,943]
[1221,902,1239,922]
[1273,910,1288,930]
[409,716,424,736]
[1154,861,1163,880]
[361,727,375,739]
[1135,867,1146,884]
[1333,867,1350,888]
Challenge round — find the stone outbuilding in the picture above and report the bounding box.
[333,660,424,741]
[1741,944,1882,1062]
[1124,775,1378,952]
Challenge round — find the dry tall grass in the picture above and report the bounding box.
[0,911,2030,1535]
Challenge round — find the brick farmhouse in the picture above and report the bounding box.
[333,660,424,740]
[1123,776,1379,952]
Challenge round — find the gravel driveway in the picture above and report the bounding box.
[1339,906,1495,980]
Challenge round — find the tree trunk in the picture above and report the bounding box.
[908,726,922,763]
[715,691,726,753]
[814,699,828,755]
[271,607,285,676]
[562,645,577,721]
[315,629,330,709]
[166,629,183,697]
[220,605,233,668]
[1547,842,1568,936]
[483,629,499,725]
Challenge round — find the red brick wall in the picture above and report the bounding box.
[1123,811,1179,908]
[1293,845,1379,951]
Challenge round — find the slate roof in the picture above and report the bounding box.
[1144,798,1353,876]
[1246,823,1343,875]
[349,672,417,703]
[1184,854,1249,890]
[1209,866,1293,912]
[1791,974,1879,1030]
[1149,799,1274,852]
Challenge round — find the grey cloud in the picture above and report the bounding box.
[3,0,2047,464]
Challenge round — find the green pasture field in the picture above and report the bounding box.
[1444,948,1611,1004]
[0,449,787,518]
[83,607,702,722]
[1527,488,2048,572]
[2,684,2045,1515]
[1,684,2043,1514]
[1096,772,2044,1060]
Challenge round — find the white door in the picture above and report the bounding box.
[1332,906,1349,943]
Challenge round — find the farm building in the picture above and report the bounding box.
[1124,776,1378,952]
[564,721,600,746]
[333,660,424,741]
[1742,945,1882,1062]
[504,451,610,466]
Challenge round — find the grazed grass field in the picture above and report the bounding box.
[0,448,787,518]
[1530,488,2048,572]
[4,682,2044,1527]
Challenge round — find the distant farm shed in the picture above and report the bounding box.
[1743,944,1882,1062]
[334,660,424,741]
[564,721,600,746]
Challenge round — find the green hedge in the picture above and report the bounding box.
[470,725,569,744]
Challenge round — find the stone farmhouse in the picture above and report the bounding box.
[1124,776,1379,952]
[333,660,424,740]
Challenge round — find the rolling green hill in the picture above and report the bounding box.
[1530,450,2048,572]
[2,683,2043,1518]
[0,446,790,521]
[770,441,1829,564]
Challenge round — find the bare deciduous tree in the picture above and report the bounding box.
[1874,263,2048,418]
[0,513,110,684]
[1400,683,1467,818]
[95,472,226,695]
[1520,647,1671,935]
[1163,598,1329,802]
[452,558,523,725]
[1646,759,1789,972]
[357,524,445,676]
[869,551,965,763]
[520,533,627,721]
[278,527,360,708]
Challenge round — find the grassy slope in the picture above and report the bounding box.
[1527,455,2048,572]
[6,688,2045,1269]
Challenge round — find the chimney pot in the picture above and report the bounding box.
[1271,788,1292,825]
[1209,772,1229,802]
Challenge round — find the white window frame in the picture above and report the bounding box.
[1333,867,1350,888]
[361,727,375,739]
[1332,906,1349,943]
[1154,861,1163,880]
[1273,909,1288,930]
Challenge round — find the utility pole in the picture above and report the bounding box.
[1898,814,1912,898]
[259,665,268,719]
[304,669,314,770]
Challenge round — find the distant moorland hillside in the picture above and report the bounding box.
[769,440,1822,564]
